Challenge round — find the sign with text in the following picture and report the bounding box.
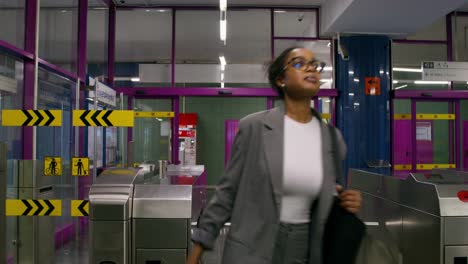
[422,61,468,82]
[89,80,116,107]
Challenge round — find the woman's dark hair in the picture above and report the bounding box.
[267,46,303,99]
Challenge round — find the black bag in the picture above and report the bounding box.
[323,125,366,264]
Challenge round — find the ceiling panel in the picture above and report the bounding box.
[115,0,323,7]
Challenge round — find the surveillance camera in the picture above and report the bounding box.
[338,42,349,61]
[298,13,304,22]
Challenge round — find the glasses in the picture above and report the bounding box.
[282,58,326,73]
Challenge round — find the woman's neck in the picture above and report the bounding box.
[284,97,312,123]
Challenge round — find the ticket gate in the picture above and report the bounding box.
[89,165,205,264]
[348,169,468,264]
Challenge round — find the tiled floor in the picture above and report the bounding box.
[55,228,89,264]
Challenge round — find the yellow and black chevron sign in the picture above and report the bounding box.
[73,110,134,127]
[71,200,89,217]
[6,199,61,216]
[2,110,62,126]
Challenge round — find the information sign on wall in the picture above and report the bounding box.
[422,61,468,82]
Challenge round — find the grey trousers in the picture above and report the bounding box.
[272,223,310,264]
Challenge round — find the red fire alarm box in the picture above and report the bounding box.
[365,77,381,95]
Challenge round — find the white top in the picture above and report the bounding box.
[280,115,323,224]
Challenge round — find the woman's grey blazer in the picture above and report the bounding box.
[192,105,347,264]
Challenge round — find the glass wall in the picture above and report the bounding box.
[453,15,468,90]
[0,0,25,48]
[39,0,79,72]
[175,10,271,88]
[36,67,76,261]
[87,6,109,82]
[0,51,24,264]
[392,17,449,90]
[87,103,104,168]
[115,9,172,87]
[133,99,172,164]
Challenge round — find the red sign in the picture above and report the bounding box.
[179,113,198,127]
[365,77,381,95]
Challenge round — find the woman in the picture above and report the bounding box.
[188,47,362,264]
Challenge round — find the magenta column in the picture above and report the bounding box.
[23,0,38,160]
[107,3,116,85]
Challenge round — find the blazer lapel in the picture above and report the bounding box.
[263,106,285,212]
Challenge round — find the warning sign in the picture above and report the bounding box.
[44,157,62,176]
[6,199,61,216]
[365,77,381,95]
[71,200,89,217]
[72,157,89,176]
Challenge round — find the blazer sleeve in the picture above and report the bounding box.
[332,126,347,186]
[335,127,347,162]
[191,119,248,249]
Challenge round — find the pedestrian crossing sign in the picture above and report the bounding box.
[44,157,62,176]
[72,157,89,176]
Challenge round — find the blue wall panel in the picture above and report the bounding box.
[335,36,391,179]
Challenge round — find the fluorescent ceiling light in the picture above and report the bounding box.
[219,56,226,66]
[130,77,140,82]
[220,19,227,42]
[327,42,331,48]
[394,84,408,90]
[394,67,422,73]
[325,99,331,103]
[220,0,227,11]
[349,93,354,96]
[364,222,379,226]
[221,82,225,88]
[379,70,384,74]
[323,66,333,72]
[393,80,399,84]
[320,78,333,82]
[353,78,359,82]
[221,73,224,81]
[274,10,286,13]
[219,56,226,71]
[414,80,449,85]
[348,71,354,75]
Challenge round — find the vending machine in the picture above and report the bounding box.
[179,113,198,166]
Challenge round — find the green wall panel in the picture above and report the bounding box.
[182,97,267,184]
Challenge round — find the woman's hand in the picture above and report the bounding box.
[336,185,362,214]
[187,243,204,264]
